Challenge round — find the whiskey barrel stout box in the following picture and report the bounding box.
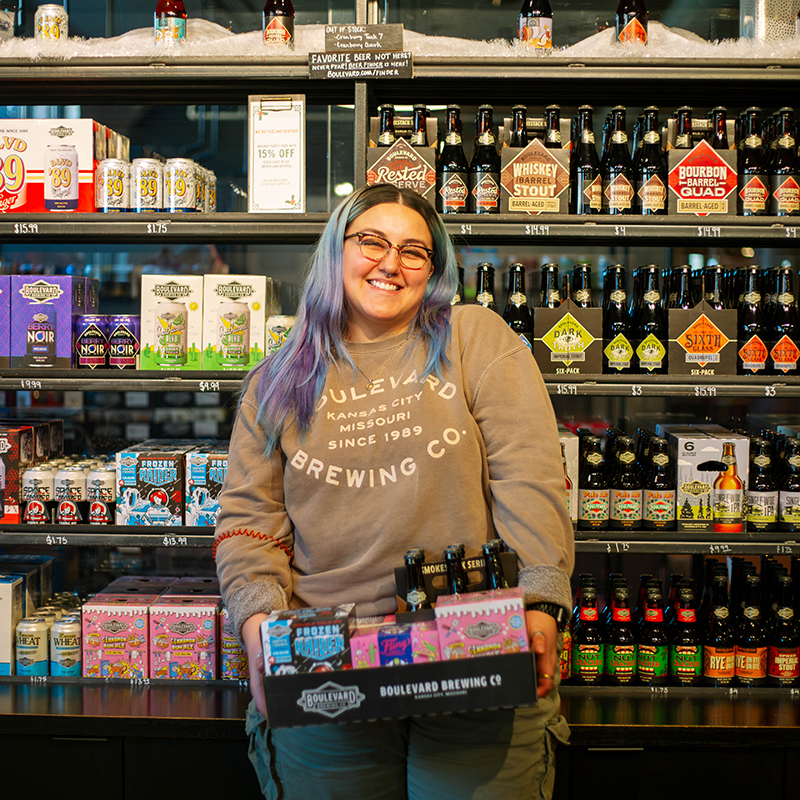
[533,300,602,376]
[500,139,570,214]
[667,301,737,376]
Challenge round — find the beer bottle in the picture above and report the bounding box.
[519,0,553,49]
[561,442,572,519]
[571,583,604,685]
[605,584,637,685]
[540,263,561,308]
[469,105,501,214]
[633,573,652,631]
[769,265,800,375]
[616,0,647,44]
[377,104,396,147]
[668,265,694,309]
[634,265,667,374]
[475,263,498,312]
[675,106,693,149]
[571,263,595,308]
[437,105,470,215]
[503,263,533,349]
[578,436,609,531]
[404,550,432,611]
[452,266,465,306]
[509,105,528,148]
[737,266,768,375]
[712,441,744,534]
[481,540,509,590]
[636,106,667,215]
[638,586,668,685]
[631,114,643,175]
[780,439,800,533]
[703,573,735,686]
[735,574,767,687]
[561,613,573,682]
[545,105,562,150]
[411,104,429,148]
[643,436,676,531]
[263,0,294,47]
[737,107,768,216]
[709,107,729,150]
[601,574,623,635]
[443,546,467,595]
[767,575,799,687]
[602,106,635,215]
[702,266,726,311]
[770,107,800,216]
[747,437,779,532]
[668,587,702,686]
[602,265,633,374]
[610,435,642,530]
[698,559,720,628]
[571,105,602,215]
[154,0,186,46]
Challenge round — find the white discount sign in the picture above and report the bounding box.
[248,95,305,214]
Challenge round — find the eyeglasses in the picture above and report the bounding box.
[344,232,434,270]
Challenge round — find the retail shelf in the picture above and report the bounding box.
[0,524,213,548]
[573,530,799,556]
[1,369,242,392]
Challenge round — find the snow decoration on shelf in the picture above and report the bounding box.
[0,20,799,62]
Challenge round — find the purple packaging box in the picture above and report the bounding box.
[85,278,100,313]
[11,276,86,368]
[378,624,414,666]
[0,276,9,369]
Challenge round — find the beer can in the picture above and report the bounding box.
[35,4,68,41]
[0,8,15,41]
[16,617,48,677]
[22,466,55,524]
[207,170,217,213]
[164,158,197,212]
[195,166,208,212]
[107,314,141,369]
[266,315,295,354]
[36,609,58,630]
[155,302,188,367]
[37,605,63,620]
[218,302,250,367]
[131,158,163,213]
[44,143,78,212]
[50,615,82,677]
[96,158,129,213]
[55,465,87,524]
[87,468,115,525]
[75,314,109,369]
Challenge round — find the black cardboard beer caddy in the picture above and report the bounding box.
[667,301,737,376]
[499,139,570,214]
[533,299,602,376]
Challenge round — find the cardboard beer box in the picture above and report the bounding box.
[668,140,738,216]
[185,442,228,527]
[366,138,437,206]
[220,606,249,679]
[0,575,23,676]
[0,425,35,523]
[2,554,54,604]
[140,275,204,371]
[500,139,570,214]
[202,275,266,371]
[11,276,87,369]
[668,301,737,377]
[533,300,602,376]
[0,118,104,213]
[558,426,578,526]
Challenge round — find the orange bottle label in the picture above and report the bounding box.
[703,645,735,678]
[735,645,767,679]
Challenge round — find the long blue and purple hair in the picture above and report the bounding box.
[250,184,459,451]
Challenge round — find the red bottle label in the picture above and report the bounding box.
[579,607,598,621]
[618,17,647,43]
[644,608,663,622]
[612,608,631,622]
[738,335,769,371]
[677,609,696,623]
[739,175,769,213]
[767,646,800,679]
[771,335,800,373]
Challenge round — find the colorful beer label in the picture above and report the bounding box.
[559,628,571,680]
[439,172,469,212]
[713,488,743,528]
[542,313,596,367]
[637,175,667,212]
[677,313,729,369]
[578,173,603,211]
[519,15,552,48]
[264,15,294,44]
[644,489,675,527]
[703,645,735,681]
[739,175,769,213]
[771,175,800,214]
[771,335,800,373]
[618,16,647,43]
[735,645,767,680]
[779,491,800,525]
[767,646,800,681]
[746,490,778,526]
[637,644,668,680]
[572,642,603,683]
[670,644,702,682]
[610,488,642,525]
[738,335,768,372]
[155,17,186,46]
[604,334,634,370]
[579,488,609,524]
[604,174,635,212]
[604,643,636,682]
[471,172,501,212]
[636,333,666,371]
[668,140,738,216]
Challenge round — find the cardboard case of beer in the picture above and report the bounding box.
[0,575,23,676]
[500,139,570,215]
[0,562,39,617]
[668,301,737,377]
[202,275,266,371]
[185,442,228,527]
[0,119,104,213]
[558,426,579,526]
[0,424,35,524]
[533,300,602,376]
[140,275,204,371]
[0,275,9,369]
[4,554,54,605]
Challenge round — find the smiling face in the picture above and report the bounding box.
[342,202,434,342]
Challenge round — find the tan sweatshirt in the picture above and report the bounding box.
[215,305,575,639]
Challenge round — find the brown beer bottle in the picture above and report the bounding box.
[675,107,693,149]
[616,0,647,44]
[519,0,553,48]
[509,105,528,148]
[703,573,735,686]
[437,105,470,215]
[735,574,767,687]
[411,104,429,148]
[540,263,561,308]
[404,549,432,611]
[377,104,396,147]
[770,107,800,216]
[737,266,768,375]
[779,439,800,533]
[470,105,501,214]
[545,105,562,150]
[769,265,800,376]
[578,436,609,530]
[737,107,768,217]
[709,107,729,150]
[767,575,800,687]
[263,0,295,47]
[571,105,602,215]
[602,106,634,215]
[475,264,498,312]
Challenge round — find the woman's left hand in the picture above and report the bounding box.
[525,609,558,699]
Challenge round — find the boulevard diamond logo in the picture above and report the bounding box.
[18,280,64,304]
[668,140,737,216]
[465,621,502,641]
[214,281,254,300]
[297,681,366,719]
[152,281,192,300]
[169,620,197,635]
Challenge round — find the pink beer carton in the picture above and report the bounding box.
[411,620,441,664]
[82,594,157,679]
[149,596,220,680]
[349,615,397,669]
[435,587,529,660]
[220,606,249,680]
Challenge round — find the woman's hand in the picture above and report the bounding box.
[525,609,558,699]
[242,613,270,716]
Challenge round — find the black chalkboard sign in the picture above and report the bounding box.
[324,24,404,53]
[309,51,413,80]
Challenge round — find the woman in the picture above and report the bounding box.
[214,183,574,799]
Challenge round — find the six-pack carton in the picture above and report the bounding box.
[220,606,249,679]
[558,426,579,526]
[185,442,228,527]
[0,275,10,369]
[0,425,35,523]
[0,574,23,676]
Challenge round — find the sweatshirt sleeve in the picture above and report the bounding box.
[214,392,293,640]
[464,314,575,613]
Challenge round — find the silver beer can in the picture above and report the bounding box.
[16,617,49,676]
[35,4,68,41]
[96,158,129,213]
[131,157,163,213]
[86,467,115,525]
[44,143,79,212]
[207,170,217,213]
[22,466,55,524]
[164,158,197,212]
[54,465,87,524]
[50,615,82,677]
[195,166,208,212]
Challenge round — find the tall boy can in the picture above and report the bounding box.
[96,158,129,212]
[50,615,81,677]
[75,314,108,369]
[86,468,115,525]
[22,466,55,524]
[164,158,197,212]
[54,465,87,524]
[16,617,48,676]
[195,167,208,212]
[131,158,163,213]
[154,303,188,367]
[44,143,79,212]
[35,4,68,40]
[207,170,217,212]
[107,314,140,369]
[217,302,250,367]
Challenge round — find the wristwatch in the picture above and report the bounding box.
[527,602,569,633]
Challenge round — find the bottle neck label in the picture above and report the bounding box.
[476,291,495,307]
[652,453,669,467]
[644,608,663,622]
[612,608,632,622]
[411,132,427,146]
[477,131,496,146]
[610,289,626,304]
[573,289,591,304]
[677,608,696,623]
[547,130,562,144]
[643,289,660,304]
[519,16,553,49]
[777,607,795,620]
[676,133,691,148]
[445,132,463,146]
[378,132,395,146]
[713,606,729,619]
[406,588,428,607]
[509,292,527,308]
[586,452,602,466]
[643,131,660,145]
[778,134,796,149]
[579,607,598,621]
[744,135,763,148]
[581,130,596,144]
[611,131,628,145]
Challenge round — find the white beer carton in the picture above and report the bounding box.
[202,275,267,371]
[0,574,24,675]
[140,275,204,371]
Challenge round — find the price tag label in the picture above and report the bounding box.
[130,677,151,686]
[556,384,578,395]
[20,379,42,390]
[786,227,797,239]
[198,380,220,392]
[45,535,68,546]
[631,385,642,396]
[606,541,630,553]
[650,686,668,694]
[614,226,626,236]
[694,386,717,397]
[765,386,777,397]
[697,226,721,237]
[147,221,169,234]
[777,545,794,554]
[248,95,305,213]
[162,536,188,547]
[525,224,550,236]
[13,222,39,234]
[460,224,473,235]
[709,544,731,554]
[30,675,47,684]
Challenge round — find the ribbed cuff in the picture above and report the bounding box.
[517,565,572,614]
[227,580,289,644]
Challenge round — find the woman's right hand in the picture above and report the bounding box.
[242,613,270,717]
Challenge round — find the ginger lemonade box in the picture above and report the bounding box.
[140,275,203,371]
[201,275,266,371]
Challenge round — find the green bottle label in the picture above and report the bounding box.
[638,644,668,679]
[604,643,637,682]
[669,644,702,681]
[572,643,603,682]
